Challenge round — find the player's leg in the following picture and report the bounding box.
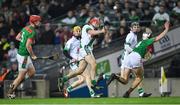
[137,82,152,97]
[136,65,152,97]
[96,73,109,86]
[83,66,100,98]
[62,60,87,82]
[26,66,36,78]
[122,65,151,97]
[21,59,36,83]
[123,67,143,98]
[7,70,27,96]
[66,75,85,93]
[84,54,97,86]
[103,53,127,85]
[7,54,30,98]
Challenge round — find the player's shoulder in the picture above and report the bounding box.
[67,37,73,43]
[67,36,77,44]
[82,24,93,29]
[23,26,33,33]
[126,32,132,38]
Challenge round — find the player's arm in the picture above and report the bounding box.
[87,28,105,36]
[16,32,22,41]
[155,22,169,42]
[63,49,73,60]
[26,38,36,59]
[124,34,133,53]
[63,41,73,60]
[124,44,133,53]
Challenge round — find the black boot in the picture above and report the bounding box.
[123,91,130,98]
[106,73,119,85]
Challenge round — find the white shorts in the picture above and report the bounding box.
[69,53,84,71]
[17,54,34,71]
[79,45,93,59]
[69,60,78,71]
[124,52,143,69]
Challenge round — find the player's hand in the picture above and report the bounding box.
[71,58,77,63]
[101,27,106,33]
[164,21,170,30]
[31,55,37,60]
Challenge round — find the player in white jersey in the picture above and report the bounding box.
[97,22,151,97]
[59,18,105,83]
[107,22,169,98]
[79,17,106,86]
[59,26,101,97]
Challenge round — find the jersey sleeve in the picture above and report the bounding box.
[64,40,71,51]
[29,32,36,38]
[125,33,133,45]
[86,27,92,33]
[27,32,36,44]
[63,40,73,59]
[145,37,155,46]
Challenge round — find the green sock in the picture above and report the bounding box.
[67,86,73,92]
[63,76,68,82]
[103,74,110,79]
[91,80,97,86]
[89,89,95,97]
[138,88,144,96]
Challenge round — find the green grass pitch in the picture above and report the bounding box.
[0,97,180,104]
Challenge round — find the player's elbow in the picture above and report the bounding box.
[79,77,85,84]
[15,36,21,41]
[124,44,133,52]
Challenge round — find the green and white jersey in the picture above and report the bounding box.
[18,26,36,56]
[133,37,155,58]
[81,24,95,50]
[64,36,80,59]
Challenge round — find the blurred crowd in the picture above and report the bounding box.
[0,0,180,93]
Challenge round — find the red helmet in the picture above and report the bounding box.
[89,17,100,25]
[29,15,41,24]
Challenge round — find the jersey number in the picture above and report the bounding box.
[21,32,25,43]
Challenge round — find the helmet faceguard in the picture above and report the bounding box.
[143,28,152,40]
[130,22,139,33]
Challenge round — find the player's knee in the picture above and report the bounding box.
[123,80,128,85]
[135,77,142,83]
[122,78,128,84]
[79,77,85,84]
[91,62,97,69]
[28,71,36,78]
[76,69,84,75]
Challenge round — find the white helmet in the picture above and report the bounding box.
[143,28,152,40]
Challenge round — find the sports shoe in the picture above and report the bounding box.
[106,73,118,85]
[139,93,152,98]
[7,84,16,99]
[7,92,16,99]
[96,73,104,84]
[63,89,69,98]
[91,93,102,98]
[91,85,104,90]
[58,77,64,91]
[123,91,130,98]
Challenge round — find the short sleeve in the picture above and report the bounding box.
[145,37,155,46]
[64,40,71,51]
[125,33,133,45]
